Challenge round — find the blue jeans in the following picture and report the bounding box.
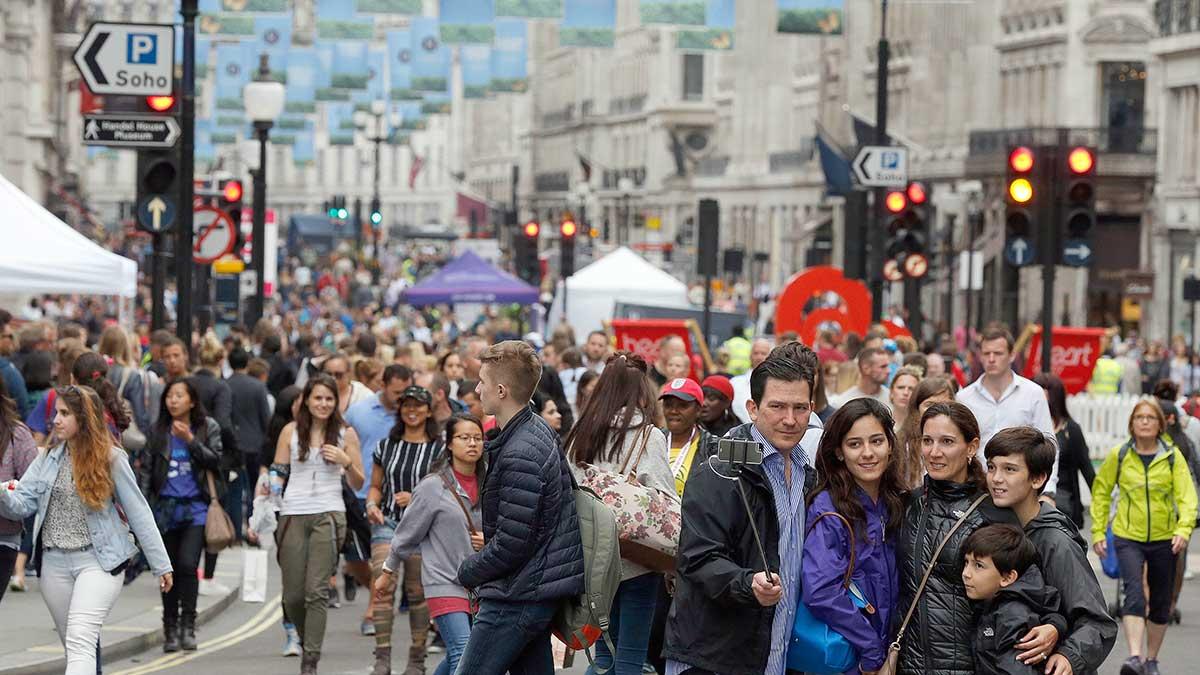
[587,573,661,675]
[433,611,472,675]
[454,598,558,675]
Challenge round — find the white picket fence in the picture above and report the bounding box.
[1066,393,1143,460]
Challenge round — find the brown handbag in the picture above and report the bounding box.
[877,493,987,675]
[204,470,236,553]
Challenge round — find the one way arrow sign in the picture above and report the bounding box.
[853,145,908,188]
[73,22,174,96]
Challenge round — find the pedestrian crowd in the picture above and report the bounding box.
[3,296,1200,675]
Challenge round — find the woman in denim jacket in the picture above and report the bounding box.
[0,385,172,675]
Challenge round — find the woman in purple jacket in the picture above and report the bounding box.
[802,397,905,675]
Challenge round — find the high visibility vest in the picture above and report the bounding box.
[1088,357,1123,394]
[724,336,751,375]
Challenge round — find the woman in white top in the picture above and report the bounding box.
[272,374,364,675]
[565,352,676,675]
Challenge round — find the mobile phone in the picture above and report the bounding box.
[717,439,763,466]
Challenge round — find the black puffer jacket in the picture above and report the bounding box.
[971,565,1065,675]
[457,405,584,602]
[1025,503,1117,675]
[896,478,1018,675]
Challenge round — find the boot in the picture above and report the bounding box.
[162,618,180,653]
[301,652,319,675]
[370,646,392,675]
[179,615,197,651]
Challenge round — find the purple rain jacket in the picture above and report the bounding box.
[801,488,898,672]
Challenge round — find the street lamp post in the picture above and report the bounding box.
[356,101,402,285]
[243,54,285,328]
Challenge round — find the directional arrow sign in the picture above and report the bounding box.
[1062,239,1094,267]
[83,115,180,148]
[1005,237,1035,267]
[853,145,908,187]
[73,22,174,96]
[137,194,176,233]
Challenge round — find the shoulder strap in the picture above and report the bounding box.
[619,425,652,477]
[808,511,858,590]
[117,365,134,395]
[892,493,988,648]
[439,471,478,534]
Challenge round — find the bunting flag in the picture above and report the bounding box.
[195,36,212,78]
[440,0,496,43]
[577,151,593,182]
[639,0,706,25]
[677,0,734,50]
[387,29,420,100]
[776,0,843,35]
[214,43,250,113]
[461,44,492,99]
[815,122,853,196]
[293,131,315,166]
[316,0,356,20]
[331,41,370,89]
[496,0,564,18]
[327,102,356,145]
[420,92,451,116]
[396,101,426,130]
[409,152,425,189]
[410,17,450,92]
[198,13,255,36]
[253,15,292,71]
[560,0,616,47]
[491,18,528,92]
[367,46,388,99]
[285,48,318,113]
[356,0,421,13]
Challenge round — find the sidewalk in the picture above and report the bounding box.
[0,548,245,675]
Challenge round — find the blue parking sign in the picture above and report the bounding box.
[882,151,899,169]
[127,34,157,64]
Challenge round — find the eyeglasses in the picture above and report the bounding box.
[453,434,484,445]
[325,370,349,378]
[1133,414,1158,423]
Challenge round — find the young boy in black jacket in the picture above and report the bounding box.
[963,524,1067,675]
[985,427,1118,675]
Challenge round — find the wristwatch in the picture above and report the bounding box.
[366,501,379,511]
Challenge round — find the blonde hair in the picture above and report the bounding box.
[1128,398,1168,439]
[198,331,224,368]
[98,326,132,366]
[480,340,542,403]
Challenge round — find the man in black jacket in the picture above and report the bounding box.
[225,348,272,499]
[455,340,584,675]
[665,345,819,675]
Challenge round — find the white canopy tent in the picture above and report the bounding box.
[0,172,137,299]
[548,246,691,334]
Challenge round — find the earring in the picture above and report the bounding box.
[836,455,844,461]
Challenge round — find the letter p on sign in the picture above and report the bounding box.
[127,34,157,64]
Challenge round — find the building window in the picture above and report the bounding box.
[1101,61,1147,153]
[683,54,704,102]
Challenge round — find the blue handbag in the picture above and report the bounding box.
[1101,525,1120,579]
[787,512,877,674]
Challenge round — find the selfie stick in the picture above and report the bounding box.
[730,448,776,586]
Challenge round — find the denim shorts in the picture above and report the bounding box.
[370,518,398,546]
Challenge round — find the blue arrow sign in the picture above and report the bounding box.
[137,194,176,233]
[1005,237,1034,267]
[1062,238,1093,267]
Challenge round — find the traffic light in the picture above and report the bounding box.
[1005,146,1038,267]
[327,195,348,221]
[883,183,929,276]
[515,220,541,284]
[146,95,176,113]
[134,88,180,235]
[369,197,383,226]
[218,178,244,257]
[1062,146,1096,253]
[560,215,577,277]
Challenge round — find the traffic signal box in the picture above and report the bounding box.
[1005,146,1038,266]
[1004,144,1097,267]
[515,220,541,285]
[1064,147,1096,244]
[560,215,577,277]
[883,181,929,277]
[135,95,180,234]
[218,179,243,253]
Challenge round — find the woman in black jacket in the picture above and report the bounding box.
[139,378,224,654]
[896,402,1059,675]
[1033,373,1095,528]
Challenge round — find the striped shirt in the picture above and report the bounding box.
[373,437,445,519]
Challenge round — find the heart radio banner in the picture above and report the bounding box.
[1022,327,1106,394]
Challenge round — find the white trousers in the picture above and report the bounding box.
[39,548,123,675]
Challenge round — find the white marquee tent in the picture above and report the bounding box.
[0,172,137,299]
[548,246,691,334]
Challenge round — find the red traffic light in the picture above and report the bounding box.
[146,95,175,113]
[561,219,577,238]
[222,180,243,202]
[523,221,540,238]
[906,182,927,205]
[1067,147,1095,174]
[1009,146,1034,173]
[885,191,907,213]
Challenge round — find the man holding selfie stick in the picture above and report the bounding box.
[664,345,819,675]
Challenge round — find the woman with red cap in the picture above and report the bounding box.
[699,375,739,439]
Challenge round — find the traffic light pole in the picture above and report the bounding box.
[175,0,196,346]
[151,233,166,331]
[870,0,890,323]
[1040,143,1061,374]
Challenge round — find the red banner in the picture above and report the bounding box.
[609,319,703,380]
[1022,327,1107,395]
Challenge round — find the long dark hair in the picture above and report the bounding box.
[0,375,23,454]
[565,351,657,465]
[73,351,130,433]
[1032,372,1072,427]
[267,385,302,452]
[919,401,987,491]
[295,375,345,461]
[436,414,486,481]
[388,391,440,444]
[809,398,906,537]
[156,377,208,435]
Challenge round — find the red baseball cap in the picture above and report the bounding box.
[659,378,704,403]
[701,375,734,401]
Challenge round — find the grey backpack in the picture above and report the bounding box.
[552,480,620,672]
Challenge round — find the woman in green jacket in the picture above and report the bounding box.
[1091,398,1198,675]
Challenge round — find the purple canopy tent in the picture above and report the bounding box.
[402,250,539,306]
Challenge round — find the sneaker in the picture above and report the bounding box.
[360,619,376,636]
[282,625,302,657]
[327,584,341,609]
[642,664,657,674]
[1144,659,1161,675]
[1121,656,1145,675]
[198,579,232,597]
[8,577,25,592]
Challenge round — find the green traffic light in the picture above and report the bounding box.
[337,208,348,219]
[328,208,337,217]
[371,211,382,225]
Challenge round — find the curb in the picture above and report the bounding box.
[0,580,242,675]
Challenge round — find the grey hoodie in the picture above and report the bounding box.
[384,465,482,600]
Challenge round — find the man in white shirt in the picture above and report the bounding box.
[832,347,892,410]
[732,337,775,423]
[956,325,1060,495]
